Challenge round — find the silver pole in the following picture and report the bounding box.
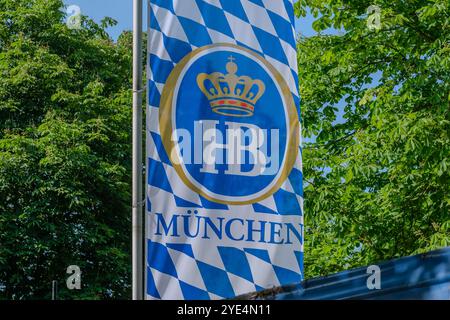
[132,0,144,300]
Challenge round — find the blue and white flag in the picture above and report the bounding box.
[146,0,303,300]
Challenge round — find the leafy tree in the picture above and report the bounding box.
[1,0,448,300]
[0,0,134,299]
[295,0,449,278]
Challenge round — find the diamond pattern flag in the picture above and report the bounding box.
[146,0,303,300]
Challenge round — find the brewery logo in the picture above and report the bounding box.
[160,43,299,205]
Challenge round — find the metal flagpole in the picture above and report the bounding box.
[132,0,144,300]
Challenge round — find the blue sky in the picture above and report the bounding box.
[62,1,345,142]
[63,0,319,40]
[63,0,133,39]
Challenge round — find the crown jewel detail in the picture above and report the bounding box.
[196,56,266,117]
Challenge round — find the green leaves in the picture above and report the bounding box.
[0,0,133,299]
[298,0,450,279]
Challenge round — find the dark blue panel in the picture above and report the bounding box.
[269,247,450,300]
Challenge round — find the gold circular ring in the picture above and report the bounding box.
[159,43,299,205]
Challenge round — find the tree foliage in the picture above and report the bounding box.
[0,0,133,299]
[0,0,448,300]
[295,0,450,277]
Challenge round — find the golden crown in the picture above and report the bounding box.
[196,56,266,117]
